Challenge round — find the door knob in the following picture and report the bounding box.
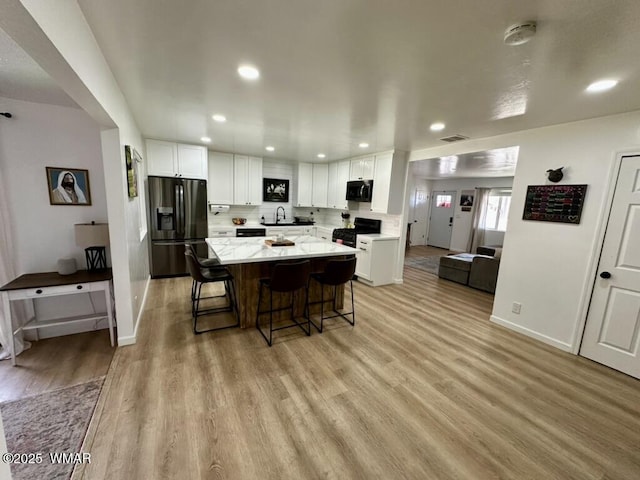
[599,271,611,279]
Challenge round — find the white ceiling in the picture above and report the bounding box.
[411,147,519,180]
[2,0,640,170]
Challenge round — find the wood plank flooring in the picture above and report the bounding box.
[57,268,640,478]
[0,330,114,402]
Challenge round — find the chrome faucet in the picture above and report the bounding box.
[276,206,286,224]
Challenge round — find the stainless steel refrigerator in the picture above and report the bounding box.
[148,176,208,277]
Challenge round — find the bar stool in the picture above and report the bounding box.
[256,260,311,346]
[184,250,239,334]
[185,243,222,305]
[310,256,356,333]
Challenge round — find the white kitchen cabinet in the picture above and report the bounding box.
[311,164,329,208]
[314,226,334,241]
[350,155,374,180]
[369,151,407,214]
[355,235,399,286]
[295,163,313,207]
[327,160,350,210]
[207,152,234,204]
[178,144,208,179]
[266,226,313,236]
[296,163,329,208]
[234,155,262,205]
[146,139,208,180]
[208,226,236,237]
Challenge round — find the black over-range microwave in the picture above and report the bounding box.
[346,180,374,202]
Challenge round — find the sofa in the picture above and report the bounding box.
[438,246,502,293]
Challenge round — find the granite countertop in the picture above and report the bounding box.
[206,235,358,264]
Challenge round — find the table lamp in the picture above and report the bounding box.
[74,222,110,271]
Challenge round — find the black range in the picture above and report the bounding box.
[331,217,381,248]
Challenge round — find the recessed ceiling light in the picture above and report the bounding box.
[359,142,369,148]
[212,114,227,122]
[317,153,326,159]
[430,122,446,132]
[586,79,618,93]
[238,65,260,80]
[265,146,275,152]
[200,136,211,143]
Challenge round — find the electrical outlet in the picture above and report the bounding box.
[512,302,521,314]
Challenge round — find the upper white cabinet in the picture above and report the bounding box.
[207,152,263,205]
[208,152,234,205]
[296,163,313,207]
[370,151,407,214]
[328,160,350,210]
[146,139,208,180]
[233,155,262,205]
[296,163,329,208]
[350,155,374,180]
[311,164,329,208]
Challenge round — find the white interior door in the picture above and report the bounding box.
[410,188,429,246]
[427,191,456,249]
[580,155,640,379]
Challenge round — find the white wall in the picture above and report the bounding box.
[8,0,150,344]
[0,98,107,273]
[428,177,514,252]
[0,97,113,337]
[410,110,640,353]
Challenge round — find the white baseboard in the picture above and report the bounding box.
[117,275,150,346]
[490,315,574,353]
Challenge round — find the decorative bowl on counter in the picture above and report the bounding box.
[232,217,247,225]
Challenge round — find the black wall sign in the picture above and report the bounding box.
[522,184,588,224]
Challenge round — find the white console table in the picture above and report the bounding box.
[0,269,115,366]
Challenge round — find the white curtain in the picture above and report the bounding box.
[467,187,490,253]
[0,165,31,360]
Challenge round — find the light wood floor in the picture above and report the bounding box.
[67,266,640,480]
[405,244,451,259]
[0,330,114,402]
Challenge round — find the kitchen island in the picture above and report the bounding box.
[206,235,358,328]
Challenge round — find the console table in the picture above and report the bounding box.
[0,269,115,366]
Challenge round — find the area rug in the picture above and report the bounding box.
[0,377,105,480]
[404,255,445,275]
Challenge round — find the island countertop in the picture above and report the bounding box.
[206,235,358,265]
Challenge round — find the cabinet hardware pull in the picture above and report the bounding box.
[77,285,83,290]
[36,289,42,294]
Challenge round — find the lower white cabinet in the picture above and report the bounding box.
[266,226,313,236]
[355,235,399,286]
[314,226,334,241]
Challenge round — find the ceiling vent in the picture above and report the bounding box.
[439,134,469,143]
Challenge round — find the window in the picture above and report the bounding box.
[484,189,511,231]
[436,194,452,208]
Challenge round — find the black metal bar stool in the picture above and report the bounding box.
[310,256,356,333]
[184,249,239,334]
[256,260,311,346]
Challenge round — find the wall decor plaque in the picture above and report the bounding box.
[522,184,588,224]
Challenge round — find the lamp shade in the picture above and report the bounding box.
[74,223,110,247]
